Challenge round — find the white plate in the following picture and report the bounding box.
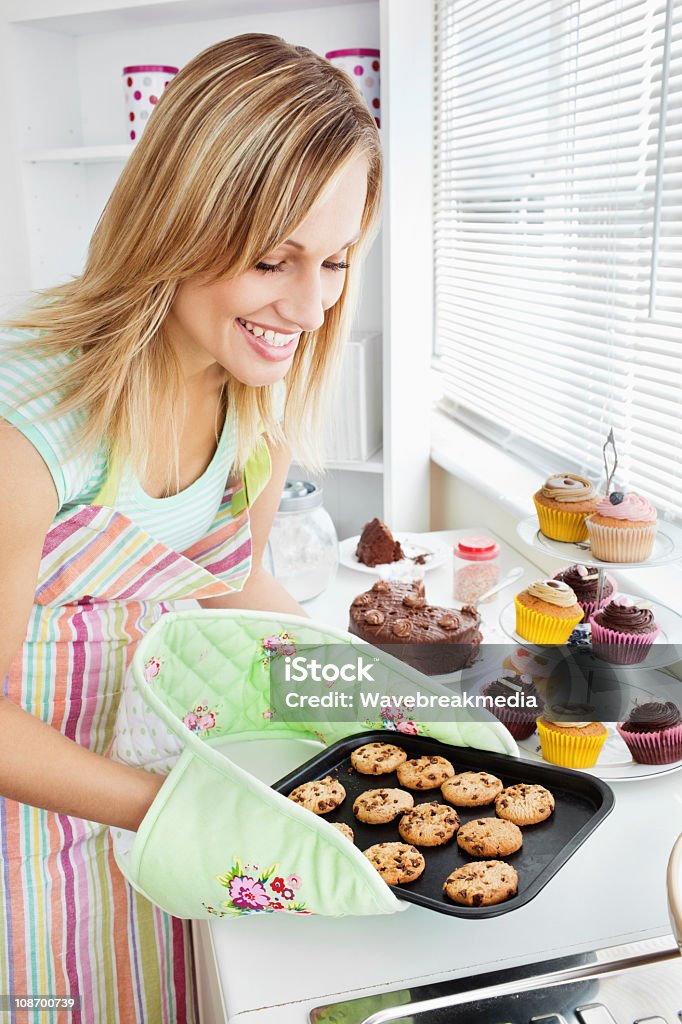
[516,514,682,569]
[517,728,682,782]
[338,533,451,575]
[498,596,682,671]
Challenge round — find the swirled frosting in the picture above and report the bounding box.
[593,597,657,634]
[541,474,597,503]
[595,493,657,521]
[544,702,595,728]
[622,701,680,733]
[526,579,578,608]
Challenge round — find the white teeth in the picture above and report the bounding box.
[238,318,295,347]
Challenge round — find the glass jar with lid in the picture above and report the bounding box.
[266,481,339,603]
[453,534,500,604]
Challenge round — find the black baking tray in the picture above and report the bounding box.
[272,730,615,918]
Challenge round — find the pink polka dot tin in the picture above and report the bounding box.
[325,48,380,128]
[122,65,178,143]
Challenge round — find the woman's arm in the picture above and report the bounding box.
[199,436,309,617]
[0,423,164,830]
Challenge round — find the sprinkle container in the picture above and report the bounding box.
[453,535,500,604]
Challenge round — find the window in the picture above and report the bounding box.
[433,0,681,520]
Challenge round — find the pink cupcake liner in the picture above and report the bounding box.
[480,684,541,739]
[616,721,682,764]
[585,519,657,563]
[490,707,539,740]
[589,618,660,665]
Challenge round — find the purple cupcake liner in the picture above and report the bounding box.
[589,617,660,665]
[616,721,682,764]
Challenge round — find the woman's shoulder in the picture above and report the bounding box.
[0,327,105,508]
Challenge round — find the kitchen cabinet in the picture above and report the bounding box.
[0,0,433,536]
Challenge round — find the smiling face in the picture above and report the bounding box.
[166,154,369,386]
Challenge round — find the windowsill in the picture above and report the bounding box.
[430,408,682,611]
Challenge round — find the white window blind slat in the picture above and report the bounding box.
[434,0,682,519]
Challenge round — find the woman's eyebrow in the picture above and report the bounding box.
[281,234,360,252]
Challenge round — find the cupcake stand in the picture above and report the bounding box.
[501,513,682,780]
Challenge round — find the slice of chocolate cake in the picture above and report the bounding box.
[349,580,482,676]
[352,520,401,569]
[355,518,404,567]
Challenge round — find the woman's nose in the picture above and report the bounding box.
[275,268,328,334]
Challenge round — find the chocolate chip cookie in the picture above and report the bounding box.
[363,842,426,884]
[398,802,460,847]
[350,742,408,775]
[495,783,555,826]
[443,860,519,907]
[456,817,523,857]
[287,776,346,815]
[396,755,455,790]
[353,788,414,824]
[331,822,354,842]
[441,771,504,807]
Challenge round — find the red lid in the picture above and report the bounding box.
[123,65,179,74]
[455,535,500,561]
[325,49,380,59]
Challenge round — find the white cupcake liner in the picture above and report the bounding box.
[584,519,657,563]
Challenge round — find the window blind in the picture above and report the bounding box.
[433,0,682,520]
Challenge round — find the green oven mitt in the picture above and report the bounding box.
[110,608,517,920]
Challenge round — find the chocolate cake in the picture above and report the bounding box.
[348,580,482,676]
[355,518,404,567]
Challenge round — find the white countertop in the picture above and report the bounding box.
[202,530,682,1023]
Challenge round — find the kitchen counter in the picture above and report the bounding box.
[196,530,682,1023]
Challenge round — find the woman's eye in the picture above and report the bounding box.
[256,264,284,276]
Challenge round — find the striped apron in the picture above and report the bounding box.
[0,468,257,1024]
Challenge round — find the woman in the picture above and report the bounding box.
[0,33,381,1023]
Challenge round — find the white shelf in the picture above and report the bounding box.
[5,0,357,35]
[326,448,383,474]
[23,144,134,164]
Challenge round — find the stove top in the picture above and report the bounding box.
[310,936,681,1023]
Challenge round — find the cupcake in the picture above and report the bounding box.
[480,672,542,740]
[585,492,657,563]
[552,563,615,622]
[501,648,563,699]
[590,596,660,665]
[514,580,584,645]
[537,703,608,769]
[533,473,599,542]
[616,701,682,765]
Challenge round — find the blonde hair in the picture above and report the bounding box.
[6,33,382,493]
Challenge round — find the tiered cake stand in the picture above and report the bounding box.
[498,515,682,780]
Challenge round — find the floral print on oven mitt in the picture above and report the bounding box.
[110,608,517,920]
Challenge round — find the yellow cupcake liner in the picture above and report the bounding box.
[514,596,583,645]
[537,719,607,769]
[533,497,590,542]
[584,519,657,563]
